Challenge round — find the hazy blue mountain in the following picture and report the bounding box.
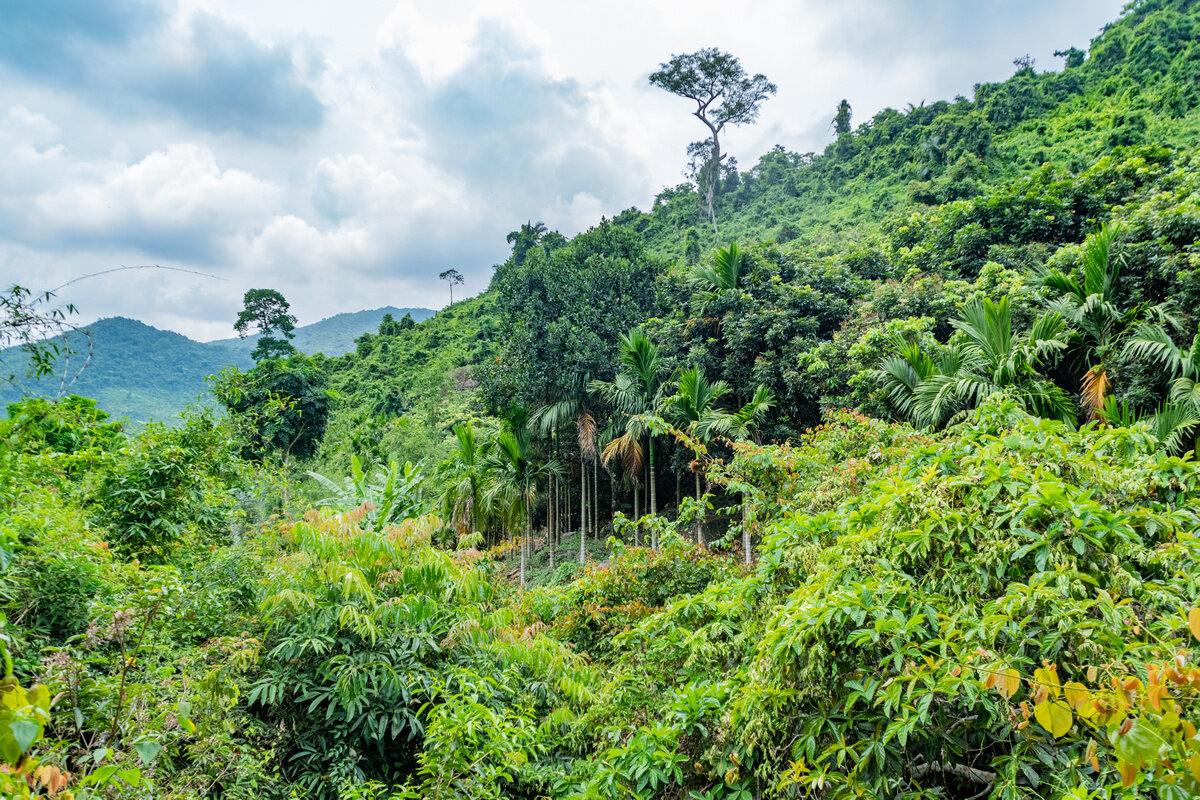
[210,307,434,357]
[1,306,433,422]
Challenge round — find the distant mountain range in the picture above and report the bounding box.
[0,307,433,422]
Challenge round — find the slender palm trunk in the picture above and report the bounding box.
[695,472,703,547]
[520,500,529,587]
[593,453,600,538]
[742,495,751,565]
[579,460,587,563]
[633,482,640,543]
[648,438,657,517]
[609,472,617,536]
[548,476,555,572]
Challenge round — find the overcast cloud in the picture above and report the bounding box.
[2,0,1125,340]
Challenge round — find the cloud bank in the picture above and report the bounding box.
[0,0,1125,340]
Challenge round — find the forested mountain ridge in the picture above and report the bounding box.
[7,1,1200,799]
[618,0,1200,260]
[1,306,431,422]
[323,0,1200,469]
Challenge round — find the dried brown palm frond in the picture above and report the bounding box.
[601,431,644,479]
[1081,365,1110,422]
[577,410,597,459]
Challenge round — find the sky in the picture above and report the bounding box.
[2,0,1127,341]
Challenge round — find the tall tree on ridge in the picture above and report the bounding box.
[832,98,852,136]
[439,269,464,305]
[235,288,297,362]
[650,48,776,235]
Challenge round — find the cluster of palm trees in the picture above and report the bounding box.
[435,327,773,585]
[877,222,1199,450]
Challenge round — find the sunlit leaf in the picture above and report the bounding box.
[1033,699,1072,738]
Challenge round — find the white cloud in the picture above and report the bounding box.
[0,0,1130,340]
[34,143,281,242]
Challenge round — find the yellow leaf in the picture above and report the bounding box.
[996,668,1020,700]
[1064,682,1091,710]
[1087,665,1098,683]
[1034,699,1073,738]
[1119,759,1138,788]
[1148,683,1168,713]
[1190,752,1200,783]
[1190,607,1200,642]
[1086,739,1099,772]
[1035,665,1062,698]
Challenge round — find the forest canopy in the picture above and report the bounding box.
[5,1,1200,799]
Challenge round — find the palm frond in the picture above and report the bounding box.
[1081,221,1122,298]
[1080,365,1110,421]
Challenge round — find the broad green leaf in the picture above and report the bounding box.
[1033,699,1072,738]
[7,719,37,754]
[134,739,162,765]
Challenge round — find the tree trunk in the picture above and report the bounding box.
[579,460,587,563]
[593,453,600,539]
[549,477,556,572]
[609,471,617,538]
[649,437,657,517]
[695,472,703,547]
[520,500,529,587]
[742,495,751,565]
[633,482,640,545]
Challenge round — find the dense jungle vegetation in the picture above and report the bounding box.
[6,1,1200,798]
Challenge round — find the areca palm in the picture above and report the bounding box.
[663,367,733,546]
[484,417,560,587]
[1041,223,1170,418]
[435,422,487,539]
[720,384,774,564]
[1124,322,1200,452]
[591,328,667,522]
[691,241,744,317]
[534,384,597,563]
[876,296,1075,429]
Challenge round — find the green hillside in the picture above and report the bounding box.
[318,0,1200,469]
[210,306,433,357]
[2,306,432,422]
[619,0,1200,261]
[9,2,1200,799]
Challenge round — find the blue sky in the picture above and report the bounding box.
[1,0,1125,339]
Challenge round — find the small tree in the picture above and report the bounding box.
[832,99,852,136]
[235,288,297,361]
[439,269,465,305]
[650,49,776,235]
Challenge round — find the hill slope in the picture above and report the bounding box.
[209,307,433,357]
[3,306,433,422]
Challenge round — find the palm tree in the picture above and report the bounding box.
[534,382,597,564]
[591,329,667,522]
[1041,223,1170,419]
[435,422,487,540]
[663,367,734,546]
[1097,395,1200,454]
[1124,321,1200,452]
[484,414,560,587]
[876,296,1075,429]
[691,241,744,317]
[722,385,775,564]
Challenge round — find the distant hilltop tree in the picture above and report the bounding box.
[439,269,465,305]
[650,48,776,236]
[235,288,297,362]
[832,98,852,136]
